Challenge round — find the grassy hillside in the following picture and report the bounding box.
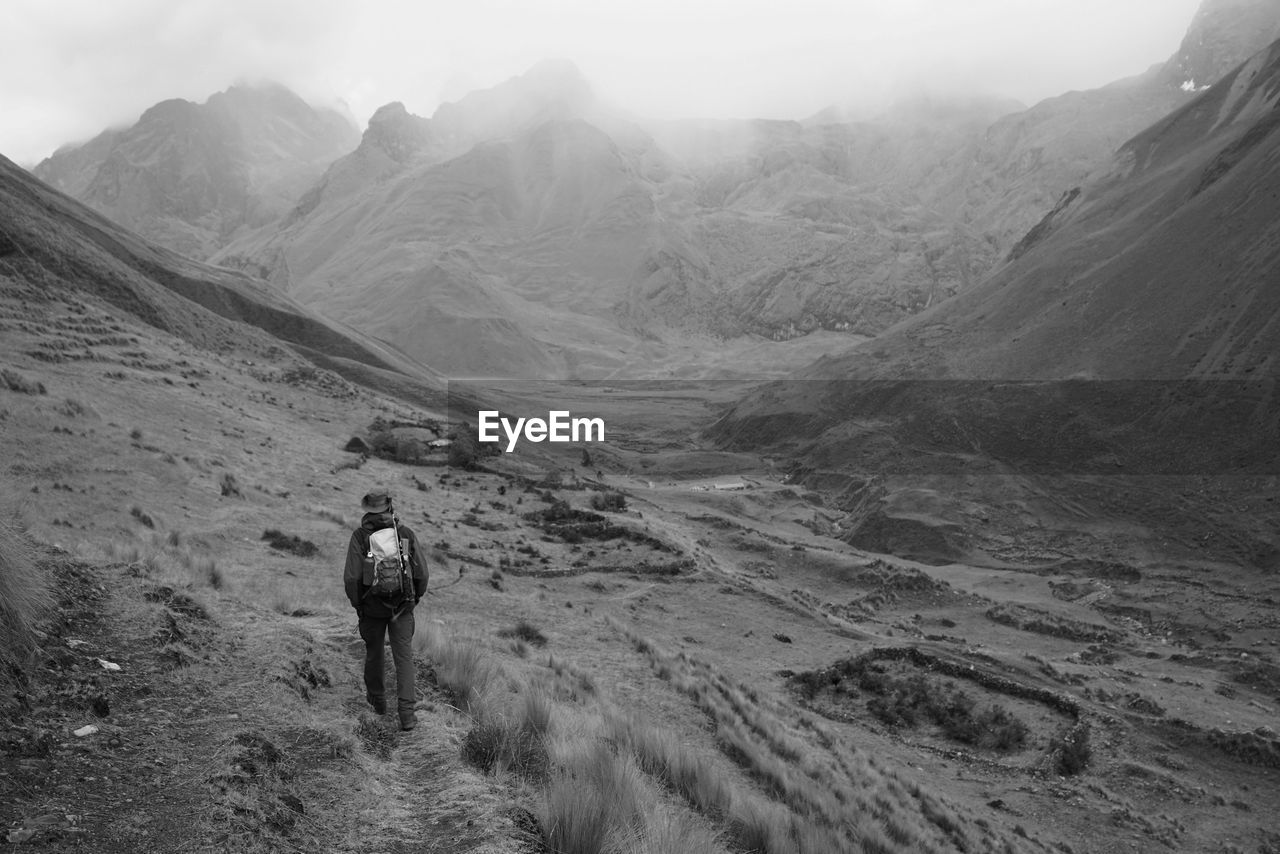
[5,274,1279,851]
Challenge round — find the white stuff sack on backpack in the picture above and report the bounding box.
[369,528,399,562]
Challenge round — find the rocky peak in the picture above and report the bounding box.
[135,97,201,127]
[1162,0,1280,90]
[362,101,434,163]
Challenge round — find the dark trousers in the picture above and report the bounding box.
[359,609,416,710]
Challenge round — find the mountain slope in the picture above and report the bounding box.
[217,114,677,378]
[709,36,1280,496]
[33,82,359,260]
[841,36,1280,380]
[0,151,442,403]
[919,0,1280,257]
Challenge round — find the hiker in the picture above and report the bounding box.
[344,491,428,730]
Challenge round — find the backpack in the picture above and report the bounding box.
[362,520,415,601]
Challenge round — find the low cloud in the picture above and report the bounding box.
[2,0,1202,165]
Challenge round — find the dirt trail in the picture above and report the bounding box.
[0,551,538,853]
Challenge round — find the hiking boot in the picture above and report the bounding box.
[399,709,417,731]
[366,693,387,715]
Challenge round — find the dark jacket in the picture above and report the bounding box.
[344,512,428,619]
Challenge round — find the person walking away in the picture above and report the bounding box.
[344,491,428,730]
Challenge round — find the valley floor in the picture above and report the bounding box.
[3,289,1279,853]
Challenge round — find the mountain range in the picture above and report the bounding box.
[28,0,1279,380]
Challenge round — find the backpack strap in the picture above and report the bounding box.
[390,512,415,600]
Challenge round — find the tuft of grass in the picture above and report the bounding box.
[424,635,499,713]
[521,685,555,738]
[307,504,350,527]
[619,809,725,854]
[130,506,155,529]
[181,552,223,590]
[498,619,548,647]
[221,472,242,498]
[606,712,732,819]
[540,743,649,854]
[0,517,52,663]
[104,539,142,564]
[56,397,90,418]
[261,530,319,558]
[462,708,551,780]
[726,798,791,854]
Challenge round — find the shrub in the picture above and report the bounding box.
[0,518,51,664]
[498,619,548,647]
[394,437,425,464]
[1051,724,1091,776]
[220,473,242,498]
[130,506,155,529]
[974,705,1029,752]
[590,491,627,512]
[261,530,319,558]
[448,434,480,469]
[838,662,1031,754]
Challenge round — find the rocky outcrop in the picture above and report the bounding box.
[33,83,358,259]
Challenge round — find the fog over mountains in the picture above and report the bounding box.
[33,83,359,261]
[28,0,1280,381]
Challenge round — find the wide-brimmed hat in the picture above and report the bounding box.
[361,491,392,513]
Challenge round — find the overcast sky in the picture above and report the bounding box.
[1,0,1203,165]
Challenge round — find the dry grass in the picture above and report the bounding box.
[604,711,732,818]
[617,809,724,854]
[416,624,500,713]
[307,504,351,528]
[0,516,51,663]
[415,616,1021,854]
[540,742,650,854]
[420,622,734,853]
[602,616,1012,854]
